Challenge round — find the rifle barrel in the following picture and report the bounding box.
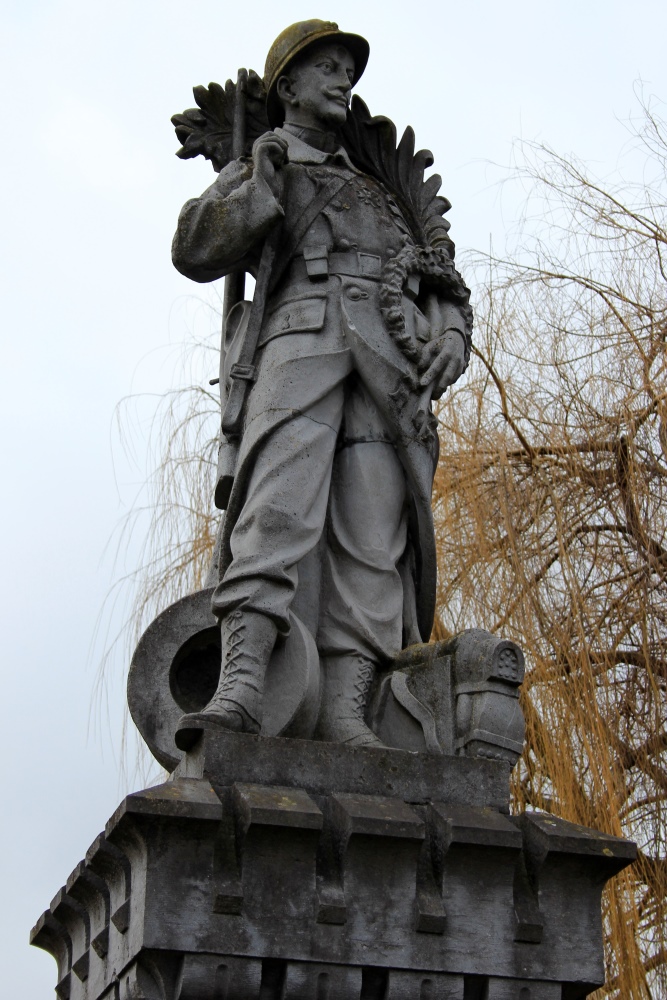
[222,69,248,323]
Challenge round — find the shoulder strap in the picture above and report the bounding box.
[269,172,352,292]
[221,171,353,436]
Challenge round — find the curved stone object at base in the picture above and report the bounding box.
[127,588,219,770]
[128,589,321,770]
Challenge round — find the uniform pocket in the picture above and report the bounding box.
[259,295,327,347]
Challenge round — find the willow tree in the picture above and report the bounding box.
[433,101,667,997]
[112,100,667,998]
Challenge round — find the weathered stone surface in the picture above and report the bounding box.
[31,736,636,999]
[370,632,525,764]
[130,604,527,776]
[174,727,513,811]
[32,21,638,1000]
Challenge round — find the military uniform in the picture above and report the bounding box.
[173,125,468,666]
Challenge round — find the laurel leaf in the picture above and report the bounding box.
[173,77,453,251]
[397,127,415,190]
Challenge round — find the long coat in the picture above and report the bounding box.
[172,129,468,645]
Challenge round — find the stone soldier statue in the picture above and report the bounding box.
[32,33,631,1000]
[171,19,473,746]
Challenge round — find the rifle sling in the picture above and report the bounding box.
[268,172,351,293]
[221,172,352,436]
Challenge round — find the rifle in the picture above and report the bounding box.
[221,69,248,327]
[213,69,248,508]
[173,68,273,509]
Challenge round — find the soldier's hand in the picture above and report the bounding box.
[419,330,466,397]
[252,132,288,198]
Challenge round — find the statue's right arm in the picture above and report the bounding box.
[171,156,285,283]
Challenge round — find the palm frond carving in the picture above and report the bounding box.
[340,96,454,254]
[171,70,269,172]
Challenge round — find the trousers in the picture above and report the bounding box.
[211,372,408,663]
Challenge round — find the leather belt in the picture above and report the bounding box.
[287,248,384,284]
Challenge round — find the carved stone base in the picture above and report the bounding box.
[127,593,528,776]
[32,730,635,1000]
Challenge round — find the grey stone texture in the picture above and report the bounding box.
[168,20,474,740]
[31,21,638,1000]
[32,731,636,1000]
[128,585,526,774]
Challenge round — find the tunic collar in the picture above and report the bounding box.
[280,122,338,153]
[274,126,358,172]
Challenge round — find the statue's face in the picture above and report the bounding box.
[278,42,355,129]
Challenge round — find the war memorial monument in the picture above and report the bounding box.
[31,19,636,1000]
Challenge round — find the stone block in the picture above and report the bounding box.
[385,970,465,998]
[176,953,263,1000]
[179,728,512,812]
[31,739,636,1000]
[283,961,363,999]
[487,977,560,999]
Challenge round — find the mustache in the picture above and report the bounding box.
[323,90,351,107]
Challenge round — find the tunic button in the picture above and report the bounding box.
[346,285,368,301]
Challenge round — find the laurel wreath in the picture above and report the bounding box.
[379,245,473,369]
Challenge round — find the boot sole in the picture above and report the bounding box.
[175,709,259,751]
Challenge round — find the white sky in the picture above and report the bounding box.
[2,0,666,994]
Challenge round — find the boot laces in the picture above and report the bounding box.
[351,656,374,717]
[218,609,258,697]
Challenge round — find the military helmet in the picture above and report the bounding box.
[264,19,370,127]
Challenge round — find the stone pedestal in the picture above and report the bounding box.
[31,729,635,1000]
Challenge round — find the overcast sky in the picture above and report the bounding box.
[2,0,666,995]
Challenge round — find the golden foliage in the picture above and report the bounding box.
[434,99,667,996]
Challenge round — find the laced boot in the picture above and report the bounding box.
[179,608,277,736]
[317,653,385,747]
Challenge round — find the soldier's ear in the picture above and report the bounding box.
[277,73,299,108]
